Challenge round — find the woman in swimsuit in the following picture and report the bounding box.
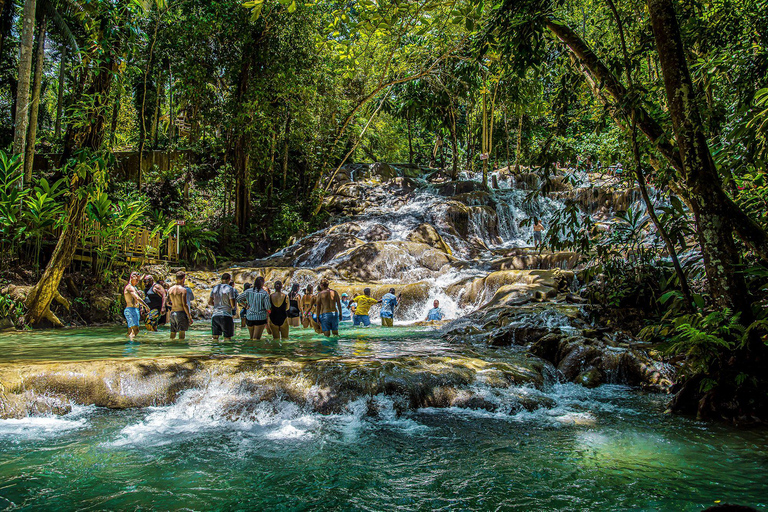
[287,284,301,328]
[268,280,290,340]
[301,285,315,329]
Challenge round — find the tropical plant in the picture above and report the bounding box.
[23,177,67,271]
[0,152,29,263]
[179,222,218,267]
[86,192,149,281]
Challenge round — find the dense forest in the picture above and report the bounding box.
[1,0,768,423]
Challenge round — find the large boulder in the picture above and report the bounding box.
[369,162,398,182]
[339,241,451,281]
[435,181,488,197]
[292,233,364,267]
[361,224,392,242]
[327,222,362,237]
[406,223,452,255]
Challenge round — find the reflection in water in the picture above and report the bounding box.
[0,323,457,363]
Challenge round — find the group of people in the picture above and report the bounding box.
[122,270,195,341]
[122,271,446,342]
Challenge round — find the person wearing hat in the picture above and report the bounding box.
[340,293,352,323]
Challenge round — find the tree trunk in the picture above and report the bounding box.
[450,108,458,180]
[152,78,162,148]
[281,108,291,189]
[648,0,750,314]
[138,16,160,185]
[514,115,523,171]
[482,93,488,186]
[504,112,511,169]
[24,14,46,183]
[55,45,66,140]
[26,45,119,327]
[547,17,768,263]
[109,91,121,147]
[233,136,250,232]
[12,0,37,182]
[407,114,413,165]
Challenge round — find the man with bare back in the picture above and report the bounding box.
[123,271,149,341]
[167,271,193,340]
[313,279,343,337]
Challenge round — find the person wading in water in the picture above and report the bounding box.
[240,282,251,329]
[380,288,401,327]
[287,284,302,328]
[208,272,238,342]
[268,280,290,340]
[238,276,271,340]
[143,274,167,332]
[123,272,149,341]
[352,288,379,327]
[533,218,545,250]
[167,271,193,340]
[301,285,315,329]
[313,279,343,337]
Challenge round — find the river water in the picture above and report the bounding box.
[1,324,766,510]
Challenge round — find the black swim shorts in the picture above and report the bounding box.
[246,318,267,327]
[170,311,190,332]
[212,315,235,338]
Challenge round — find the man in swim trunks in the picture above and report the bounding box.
[352,288,379,327]
[313,279,343,337]
[123,271,149,341]
[167,271,193,340]
[208,272,238,341]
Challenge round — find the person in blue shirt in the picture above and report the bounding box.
[380,288,400,327]
[340,293,352,322]
[425,300,444,322]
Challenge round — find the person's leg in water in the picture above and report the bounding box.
[319,312,339,337]
[280,321,289,339]
[124,307,141,341]
[221,316,234,342]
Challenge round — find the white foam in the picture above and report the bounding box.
[0,406,92,439]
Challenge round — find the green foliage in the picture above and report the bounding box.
[86,192,149,282]
[0,293,24,324]
[0,153,28,264]
[179,222,218,267]
[267,203,310,246]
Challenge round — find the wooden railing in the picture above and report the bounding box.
[66,223,179,264]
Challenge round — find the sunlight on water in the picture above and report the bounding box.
[1,328,767,510]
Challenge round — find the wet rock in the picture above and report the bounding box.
[489,250,582,271]
[327,222,362,236]
[0,354,547,417]
[435,181,488,197]
[577,368,604,388]
[340,241,450,281]
[452,191,495,207]
[406,223,452,255]
[530,333,567,363]
[89,294,117,323]
[489,326,549,347]
[369,162,398,182]
[361,224,392,242]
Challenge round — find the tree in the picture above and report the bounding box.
[12,0,38,185]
